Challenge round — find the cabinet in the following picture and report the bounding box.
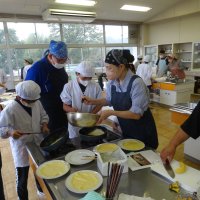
[160,89,192,106]
[144,42,195,70]
[173,42,192,70]
[192,42,200,70]
[151,82,194,106]
[158,44,173,54]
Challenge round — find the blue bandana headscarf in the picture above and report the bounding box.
[105,49,129,66]
[48,40,68,59]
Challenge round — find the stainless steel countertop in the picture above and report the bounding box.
[170,102,198,115]
[26,141,191,200]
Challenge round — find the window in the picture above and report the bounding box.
[0,23,5,45]
[0,49,8,73]
[7,22,36,44]
[63,24,85,44]
[0,22,138,84]
[82,47,104,73]
[105,25,128,44]
[36,23,61,43]
[84,24,103,44]
[63,24,103,44]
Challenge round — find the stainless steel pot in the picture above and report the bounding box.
[67,112,100,127]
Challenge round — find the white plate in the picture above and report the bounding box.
[118,139,145,151]
[65,170,103,194]
[36,160,70,179]
[65,149,95,165]
[93,143,119,153]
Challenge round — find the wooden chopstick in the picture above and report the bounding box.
[106,162,110,198]
[81,155,97,160]
[106,163,124,198]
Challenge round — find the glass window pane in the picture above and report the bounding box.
[66,48,82,79]
[12,49,45,79]
[0,49,9,74]
[7,22,36,44]
[0,23,5,45]
[36,23,61,43]
[105,25,122,43]
[122,26,128,43]
[84,24,103,44]
[63,24,84,44]
[82,47,104,73]
[82,48,102,61]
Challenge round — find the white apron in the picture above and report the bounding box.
[0,100,48,167]
[60,79,102,138]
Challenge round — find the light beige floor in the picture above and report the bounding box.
[0,103,200,199]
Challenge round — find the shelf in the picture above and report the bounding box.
[192,93,200,96]
[181,61,192,63]
[175,51,192,53]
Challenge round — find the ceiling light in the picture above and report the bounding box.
[120,5,152,12]
[55,0,96,6]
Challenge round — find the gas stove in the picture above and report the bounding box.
[40,127,121,160]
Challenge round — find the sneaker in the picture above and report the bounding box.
[37,190,46,200]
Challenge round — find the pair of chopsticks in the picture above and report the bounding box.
[106,162,124,199]
[81,155,97,160]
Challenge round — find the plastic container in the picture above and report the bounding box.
[96,147,128,176]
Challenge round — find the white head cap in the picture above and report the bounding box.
[137,55,143,59]
[15,80,41,100]
[144,55,150,63]
[75,61,95,77]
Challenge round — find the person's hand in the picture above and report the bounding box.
[9,130,23,139]
[97,110,113,125]
[82,96,93,105]
[160,144,176,163]
[71,107,78,112]
[41,123,50,134]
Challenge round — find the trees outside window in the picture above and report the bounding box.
[0,22,137,83]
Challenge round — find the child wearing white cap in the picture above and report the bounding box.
[0,80,49,200]
[60,61,102,138]
[136,55,153,90]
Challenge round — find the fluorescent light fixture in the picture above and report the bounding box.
[49,9,96,17]
[55,0,96,6]
[121,5,152,12]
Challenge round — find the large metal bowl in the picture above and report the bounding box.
[67,112,100,127]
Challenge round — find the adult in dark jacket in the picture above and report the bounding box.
[26,40,68,132]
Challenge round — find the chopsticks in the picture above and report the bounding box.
[106,162,124,199]
[81,155,97,160]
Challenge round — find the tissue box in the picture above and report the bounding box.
[97,147,128,176]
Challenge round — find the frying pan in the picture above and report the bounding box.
[79,126,107,142]
[40,127,68,152]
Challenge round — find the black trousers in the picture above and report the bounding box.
[16,166,29,200]
[0,152,5,200]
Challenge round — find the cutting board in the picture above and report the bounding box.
[128,150,200,192]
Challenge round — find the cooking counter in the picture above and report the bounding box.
[152,80,194,106]
[170,102,200,163]
[26,139,190,200]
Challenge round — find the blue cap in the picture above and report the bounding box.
[49,40,68,59]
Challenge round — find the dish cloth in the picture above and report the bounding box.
[80,191,105,200]
[118,193,154,200]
